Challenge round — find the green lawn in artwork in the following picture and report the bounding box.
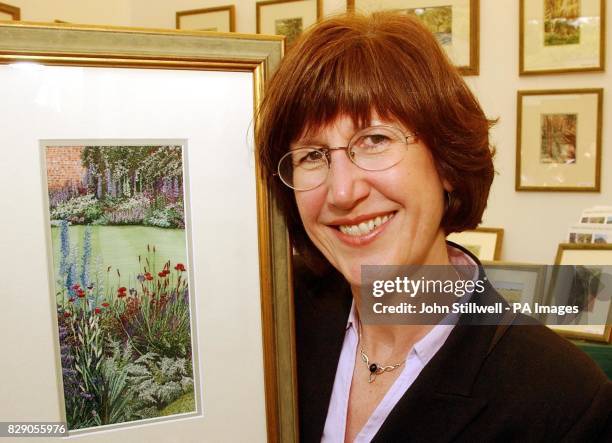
[50,225,187,290]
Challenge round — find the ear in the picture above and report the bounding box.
[442,178,453,193]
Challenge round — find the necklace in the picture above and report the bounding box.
[358,327,404,383]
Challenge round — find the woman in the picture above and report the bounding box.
[256,12,611,442]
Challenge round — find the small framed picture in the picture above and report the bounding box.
[347,0,479,75]
[0,2,20,21]
[447,227,504,261]
[516,89,602,192]
[176,5,236,32]
[520,0,606,75]
[483,262,548,307]
[257,0,322,46]
[547,244,612,343]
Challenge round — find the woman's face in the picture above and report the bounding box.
[293,115,451,287]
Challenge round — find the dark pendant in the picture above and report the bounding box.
[369,363,378,373]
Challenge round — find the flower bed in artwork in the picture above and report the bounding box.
[56,227,195,430]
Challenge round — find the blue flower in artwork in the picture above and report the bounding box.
[66,263,77,295]
[80,226,91,288]
[59,220,70,278]
[96,176,102,199]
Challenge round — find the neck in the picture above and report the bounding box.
[350,232,452,359]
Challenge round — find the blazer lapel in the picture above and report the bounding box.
[296,270,352,442]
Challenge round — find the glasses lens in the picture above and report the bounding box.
[349,126,407,171]
[278,148,328,190]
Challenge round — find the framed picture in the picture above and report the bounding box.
[0,23,296,441]
[447,227,504,261]
[519,0,606,75]
[547,244,612,342]
[0,1,20,20]
[176,5,236,32]
[347,0,480,75]
[257,0,322,46]
[483,262,548,307]
[516,89,602,192]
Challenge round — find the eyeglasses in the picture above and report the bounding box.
[276,125,418,191]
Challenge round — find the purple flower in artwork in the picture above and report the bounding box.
[137,274,145,283]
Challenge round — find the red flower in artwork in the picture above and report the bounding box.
[94,307,101,314]
[68,297,76,303]
[77,289,86,298]
[144,272,153,281]
[117,287,127,298]
[71,284,81,290]
[158,271,165,278]
[101,302,110,308]
[63,311,72,318]
[175,263,186,272]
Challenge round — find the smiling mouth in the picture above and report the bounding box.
[337,212,395,237]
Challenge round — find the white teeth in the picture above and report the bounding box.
[339,213,394,237]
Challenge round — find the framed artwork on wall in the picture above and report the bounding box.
[347,0,480,75]
[0,23,296,441]
[516,89,603,192]
[176,5,236,32]
[519,0,606,75]
[0,1,20,20]
[547,244,612,343]
[482,262,548,308]
[447,227,504,261]
[257,0,322,46]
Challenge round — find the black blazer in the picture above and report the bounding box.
[294,251,612,442]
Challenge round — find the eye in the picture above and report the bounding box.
[352,129,396,153]
[292,148,326,168]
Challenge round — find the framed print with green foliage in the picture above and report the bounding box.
[257,0,322,45]
[516,89,602,192]
[447,227,504,261]
[176,5,236,32]
[0,23,297,441]
[547,244,612,343]
[0,1,20,20]
[520,0,606,74]
[347,0,479,75]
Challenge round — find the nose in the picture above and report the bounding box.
[325,149,369,210]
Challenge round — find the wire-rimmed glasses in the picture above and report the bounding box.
[276,125,419,191]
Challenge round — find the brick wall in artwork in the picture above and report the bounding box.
[46,146,86,192]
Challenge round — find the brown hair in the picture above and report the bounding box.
[256,12,495,272]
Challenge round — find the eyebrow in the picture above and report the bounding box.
[291,138,329,149]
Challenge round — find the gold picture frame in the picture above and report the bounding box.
[519,0,606,75]
[447,227,504,261]
[516,89,603,192]
[347,0,480,75]
[176,5,236,32]
[257,0,323,46]
[548,244,612,343]
[0,22,296,441]
[0,1,20,20]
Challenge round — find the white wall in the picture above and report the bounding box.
[5,0,131,25]
[4,0,611,264]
